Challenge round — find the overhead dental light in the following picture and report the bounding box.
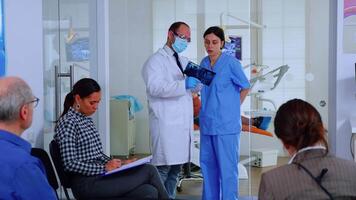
[220,12,266,30]
[219,12,266,43]
[66,17,78,44]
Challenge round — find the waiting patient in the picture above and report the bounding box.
[0,76,56,199]
[258,99,356,199]
[54,78,169,199]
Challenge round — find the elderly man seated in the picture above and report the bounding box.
[0,76,56,199]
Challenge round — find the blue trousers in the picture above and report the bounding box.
[200,134,240,200]
[157,164,182,199]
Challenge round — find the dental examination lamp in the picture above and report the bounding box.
[249,64,290,111]
[66,17,78,44]
[250,64,290,92]
[220,12,266,30]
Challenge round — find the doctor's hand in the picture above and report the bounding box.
[191,83,203,93]
[105,159,122,172]
[185,77,201,90]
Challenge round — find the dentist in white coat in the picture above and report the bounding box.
[142,21,201,199]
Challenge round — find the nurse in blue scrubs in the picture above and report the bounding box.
[199,26,250,200]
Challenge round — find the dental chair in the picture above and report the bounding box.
[249,64,289,92]
[238,64,290,179]
[249,64,290,110]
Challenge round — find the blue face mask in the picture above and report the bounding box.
[172,36,188,53]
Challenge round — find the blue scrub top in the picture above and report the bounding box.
[199,53,250,135]
[0,130,56,199]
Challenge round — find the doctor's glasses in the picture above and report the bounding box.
[173,31,191,43]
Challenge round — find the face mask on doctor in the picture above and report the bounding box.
[172,35,188,53]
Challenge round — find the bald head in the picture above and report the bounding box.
[166,21,191,48]
[0,76,33,122]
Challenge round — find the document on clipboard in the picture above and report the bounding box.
[104,155,152,176]
[183,61,216,86]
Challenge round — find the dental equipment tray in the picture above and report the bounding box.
[183,61,216,86]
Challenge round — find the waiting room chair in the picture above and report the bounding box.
[49,140,72,200]
[49,140,128,200]
[30,148,59,200]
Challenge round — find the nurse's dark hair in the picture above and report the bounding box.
[168,21,190,33]
[59,78,101,118]
[274,98,328,154]
[203,26,225,49]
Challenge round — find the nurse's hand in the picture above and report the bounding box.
[185,77,201,90]
[105,159,122,172]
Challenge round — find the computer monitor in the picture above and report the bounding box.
[65,37,89,62]
[223,36,242,60]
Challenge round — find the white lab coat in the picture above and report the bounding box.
[142,45,193,166]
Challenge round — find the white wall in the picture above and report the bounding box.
[5,0,44,147]
[109,0,153,153]
[244,0,307,156]
[305,0,329,128]
[108,0,251,155]
[336,0,356,160]
[97,0,111,154]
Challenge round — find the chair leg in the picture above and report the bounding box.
[54,191,59,200]
[183,163,191,178]
[177,162,203,192]
[64,188,71,200]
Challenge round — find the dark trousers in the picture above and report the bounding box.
[70,164,169,199]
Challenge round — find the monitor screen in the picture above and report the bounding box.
[65,37,90,62]
[223,36,242,60]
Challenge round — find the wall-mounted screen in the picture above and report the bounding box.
[223,36,242,61]
[65,37,89,62]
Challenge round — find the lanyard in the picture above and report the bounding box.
[293,162,333,200]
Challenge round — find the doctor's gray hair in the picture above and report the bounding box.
[0,79,33,122]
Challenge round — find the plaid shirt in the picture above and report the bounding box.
[54,107,110,176]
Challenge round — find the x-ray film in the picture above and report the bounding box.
[183,61,216,86]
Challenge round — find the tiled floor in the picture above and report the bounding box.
[176,156,289,199]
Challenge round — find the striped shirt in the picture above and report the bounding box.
[54,107,110,176]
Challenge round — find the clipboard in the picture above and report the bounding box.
[104,155,152,176]
[183,61,216,86]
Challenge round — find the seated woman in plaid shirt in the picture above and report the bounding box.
[54,78,169,200]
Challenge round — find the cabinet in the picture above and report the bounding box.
[110,100,136,156]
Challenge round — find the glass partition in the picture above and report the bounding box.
[42,0,98,151]
[107,0,329,198]
[108,0,255,196]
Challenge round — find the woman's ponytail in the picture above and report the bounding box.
[60,91,74,119]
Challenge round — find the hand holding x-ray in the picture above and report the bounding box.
[185,77,200,88]
[185,77,203,93]
[191,82,203,93]
[183,61,216,86]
